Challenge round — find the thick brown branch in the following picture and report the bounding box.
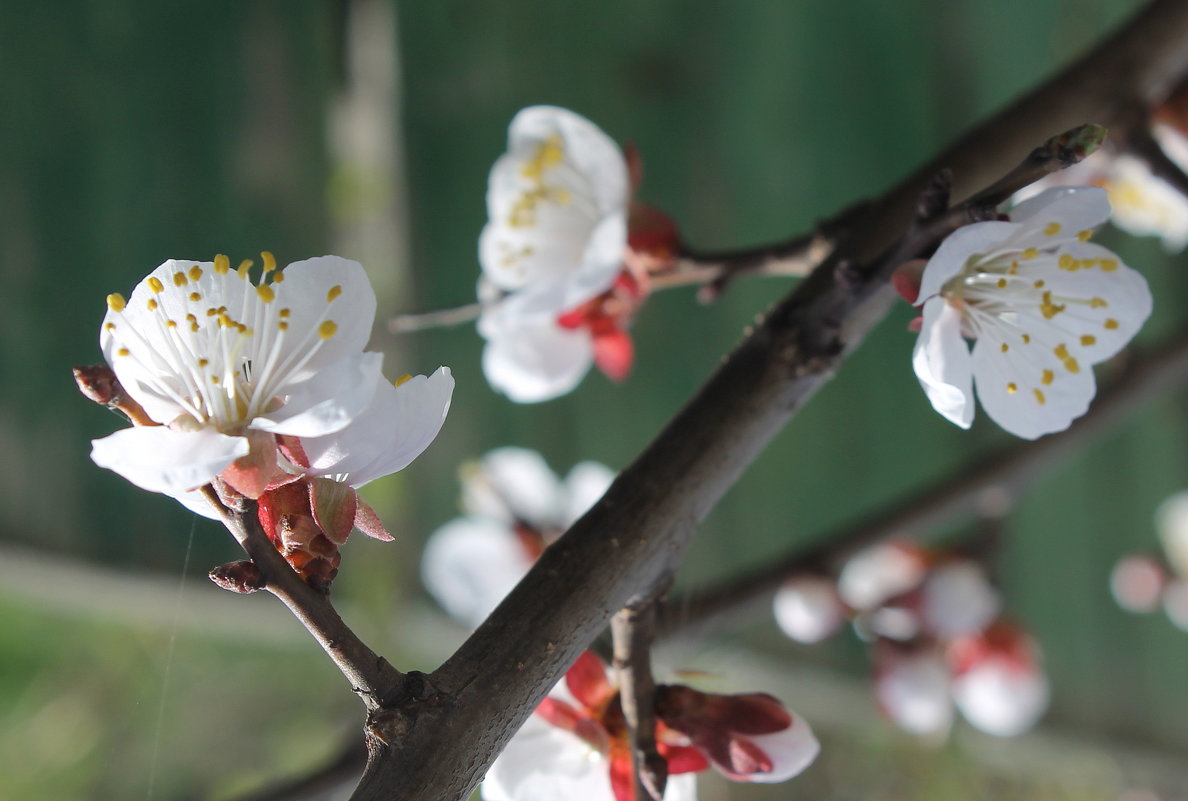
[348,3,1188,799]
[201,488,407,711]
[660,331,1188,638]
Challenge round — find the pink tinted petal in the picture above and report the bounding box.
[310,478,358,546]
[482,317,593,403]
[90,426,248,495]
[660,744,710,775]
[593,328,634,382]
[567,651,615,711]
[731,716,820,783]
[353,497,393,542]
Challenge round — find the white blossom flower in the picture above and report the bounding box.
[836,541,927,612]
[912,186,1152,439]
[477,106,644,403]
[918,560,1001,638]
[949,625,1049,737]
[422,448,614,626]
[91,254,453,508]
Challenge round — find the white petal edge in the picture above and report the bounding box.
[482,714,616,801]
[916,221,1018,302]
[912,299,975,429]
[482,319,593,403]
[90,426,249,495]
[561,461,616,528]
[301,367,454,486]
[735,713,820,783]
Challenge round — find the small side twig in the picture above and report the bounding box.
[200,488,407,711]
[612,594,667,801]
[1125,122,1188,198]
[388,301,486,334]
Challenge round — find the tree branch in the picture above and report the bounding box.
[612,590,667,801]
[659,330,1188,638]
[201,488,408,711]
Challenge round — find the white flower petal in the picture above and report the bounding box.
[563,212,629,309]
[1157,491,1188,578]
[301,367,453,486]
[421,516,533,627]
[482,318,593,403]
[773,575,846,644]
[561,461,615,528]
[254,351,384,437]
[916,222,1017,302]
[264,255,377,379]
[90,426,248,495]
[952,659,1049,737]
[1008,185,1111,242]
[920,562,1001,638]
[876,649,954,737]
[467,447,563,525]
[1103,155,1188,252]
[837,542,927,611]
[482,714,615,801]
[912,299,975,430]
[738,714,820,783]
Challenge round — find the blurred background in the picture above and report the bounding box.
[4,0,1188,798]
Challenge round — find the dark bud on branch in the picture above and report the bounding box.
[209,560,266,594]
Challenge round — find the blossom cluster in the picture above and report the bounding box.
[422,447,614,626]
[477,106,676,403]
[482,651,819,801]
[90,254,453,585]
[774,540,1048,738]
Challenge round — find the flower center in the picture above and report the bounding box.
[104,253,344,433]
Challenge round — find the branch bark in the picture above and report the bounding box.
[344,2,1188,798]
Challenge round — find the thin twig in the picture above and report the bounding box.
[1126,122,1188,198]
[612,591,668,801]
[658,331,1188,639]
[200,488,407,711]
[388,301,485,333]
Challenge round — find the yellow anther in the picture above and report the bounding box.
[1104,318,1119,330]
[1033,280,1045,289]
[1039,291,1066,319]
[996,278,1007,289]
[261,251,277,272]
[206,307,218,316]
[186,313,197,323]
[1022,247,1038,259]
[197,358,209,368]
[520,134,565,180]
[166,320,177,328]
[237,259,253,279]
[1080,335,1097,346]
[173,271,188,287]
[189,291,201,302]
[1044,222,1062,236]
[1077,229,1092,242]
[327,285,343,302]
[273,271,285,283]
[213,254,230,274]
[395,373,414,387]
[104,322,116,331]
[1007,382,1018,394]
[106,293,127,312]
[1022,334,1031,344]
[148,299,160,312]
[1058,254,1077,271]
[1089,297,1108,308]
[1034,389,1046,405]
[1000,342,1009,353]
[1054,344,1070,360]
[1042,369,1054,385]
[256,284,276,303]
[318,320,338,339]
[117,347,130,357]
[1009,261,1020,275]
[278,321,289,331]
[1065,358,1081,373]
[211,375,221,385]
[279,308,291,318]
[188,265,203,281]
[1100,258,1118,272]
[148,277,165,293]
[191,321,200,332]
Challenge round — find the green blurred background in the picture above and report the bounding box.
[4,0,1188,799]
